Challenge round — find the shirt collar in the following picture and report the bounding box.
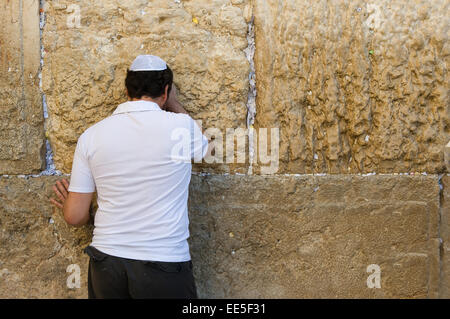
[113,100,162,115]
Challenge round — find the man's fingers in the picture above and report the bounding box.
[50,180,68,210]
[62,179,70,190]
[53,185,66,203]
[50,198,63,209]
[56,180,68,198]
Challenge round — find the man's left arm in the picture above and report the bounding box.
[50,133,96,227]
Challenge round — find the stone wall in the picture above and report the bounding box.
[0,175,90,298]
[253,0,449,174]
[0,0,45,174]
[0,0,449,298]
[0,174,443,298]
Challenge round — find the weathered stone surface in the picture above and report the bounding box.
[0,0,45,174]
[0,174,442,298]
[441,175,450,298]
[42,0,250,173]
[253,0,449,174]
[0,176,92,298]
[445,141,450,173]
[188,174,441,298]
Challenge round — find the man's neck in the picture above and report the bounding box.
[130,96,164,108]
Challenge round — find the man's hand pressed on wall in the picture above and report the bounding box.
[163,84,211,152]
[163,84,188,114]
[50,179,94,228]
[50,179,69,209]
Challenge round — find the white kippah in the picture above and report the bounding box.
[130,55,167,71]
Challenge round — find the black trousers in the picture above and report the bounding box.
[84,245,198,299]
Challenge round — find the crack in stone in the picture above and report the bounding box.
[39,0,61,177]
[244,15,256,175]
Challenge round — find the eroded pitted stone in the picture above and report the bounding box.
[0,0,45,174]
[188,174,440,298]
[253,0,449,174]
[0,176,92,298]
[42,0,250,173]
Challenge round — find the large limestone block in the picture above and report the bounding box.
[0,0,45,174]
[0,176,92,298]
[42,0,250,173]
[188,174,440,298]
[253,0,449,174]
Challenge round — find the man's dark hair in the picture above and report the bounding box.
[125,67,173,99]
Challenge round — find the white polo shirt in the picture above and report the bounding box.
[68,100,208,262]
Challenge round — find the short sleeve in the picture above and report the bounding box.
[68,134,96,193]
[190,117,208,161]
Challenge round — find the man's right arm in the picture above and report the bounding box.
[164,84,211,159]
[163,84,188,115]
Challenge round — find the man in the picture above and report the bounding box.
[50,55,209,299]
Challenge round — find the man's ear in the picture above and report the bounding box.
[162,84,169,105]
